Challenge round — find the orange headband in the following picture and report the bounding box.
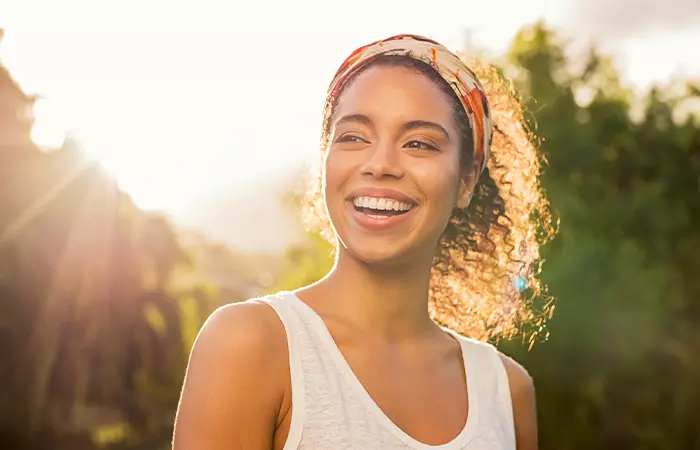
[327,34,493,173]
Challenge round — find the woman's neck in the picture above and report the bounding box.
[301,248,439,341]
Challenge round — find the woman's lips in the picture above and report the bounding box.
[346,187,417,204]
[346,201,416,231]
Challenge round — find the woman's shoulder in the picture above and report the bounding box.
[173,300,290,448]
[184,299,291,395]
[496,352,537,449]
[195,299,289,361]
[496,352,533,396]
[453,334,537,448]
[450,332,534,394]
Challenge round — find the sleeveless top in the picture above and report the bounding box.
[251,291,516,450]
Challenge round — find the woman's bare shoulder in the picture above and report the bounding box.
[185,300,290,397]
[498,352,534,395]
[498,352,538,450]
[173,300,289,449]
[195,300,288,358]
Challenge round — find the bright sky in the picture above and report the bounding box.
[1,0,698,218]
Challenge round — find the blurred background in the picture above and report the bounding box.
[1,0,699,448]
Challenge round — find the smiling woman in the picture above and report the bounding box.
[308,44,552,340]
[173,34,553,450]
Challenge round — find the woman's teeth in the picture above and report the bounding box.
[352,196,414,212]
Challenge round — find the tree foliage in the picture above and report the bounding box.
[499,22,700,449]
[0,37,217,449]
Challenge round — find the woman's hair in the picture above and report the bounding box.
[303,54,555,344]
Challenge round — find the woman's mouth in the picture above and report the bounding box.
[352,196,415,219]
[348,196,417,230]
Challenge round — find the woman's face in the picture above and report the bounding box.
[323,64,477,266]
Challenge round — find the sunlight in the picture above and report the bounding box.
[31,98,66,150]
[29,95,197,212]
[0,157,91,246]
[0,0,570,216]
[2,0,695,218]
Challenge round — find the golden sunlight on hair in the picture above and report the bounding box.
[429,56,556,346]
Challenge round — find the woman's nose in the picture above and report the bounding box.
[359,142,405,179]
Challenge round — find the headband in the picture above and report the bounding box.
[327,34,493,173]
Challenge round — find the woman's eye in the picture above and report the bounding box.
[404,140,439,151]
[336,134,367,144]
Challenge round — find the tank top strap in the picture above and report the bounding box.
[247,293,306,450]
[447,332,516,449]
[485,344,516,449]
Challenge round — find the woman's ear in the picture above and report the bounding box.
[456,160,480,209]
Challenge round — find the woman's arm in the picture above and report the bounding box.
[173,302,288,450]
[500,354,538,450]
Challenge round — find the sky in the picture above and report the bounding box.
[1,0,698,250]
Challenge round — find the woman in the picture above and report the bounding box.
[173,34,552,450]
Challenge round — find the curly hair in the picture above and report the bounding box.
[302,54,555,344]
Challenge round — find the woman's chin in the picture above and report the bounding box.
[342,239,416,267]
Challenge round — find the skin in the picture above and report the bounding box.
[173,65,538,450]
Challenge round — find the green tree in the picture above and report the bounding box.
[269,230,334,293]
[500,22,700,449]
[0,34,212,449]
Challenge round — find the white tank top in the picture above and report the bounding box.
[253,291,516,450]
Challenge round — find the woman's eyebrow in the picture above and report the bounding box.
[400,120,450,141]
[335,114,372,127]
[333,115,450,141]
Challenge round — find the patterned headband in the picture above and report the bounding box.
[327,34,493,173]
